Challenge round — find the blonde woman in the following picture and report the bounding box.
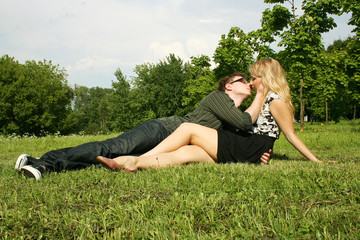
[97,58,321,172]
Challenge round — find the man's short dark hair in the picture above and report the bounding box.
[216,72,247,92]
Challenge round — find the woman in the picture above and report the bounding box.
[97,58,321,172]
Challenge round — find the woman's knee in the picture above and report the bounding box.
[179,122,197,130]
[178,123,198,136]
[176,145,215,163]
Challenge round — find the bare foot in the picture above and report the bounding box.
[113,155,138,172]
[97,156,123,171]
[97,156,138,173]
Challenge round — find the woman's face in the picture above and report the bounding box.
[250,76,263,92]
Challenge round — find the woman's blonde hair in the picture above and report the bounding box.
[249,58,294,116]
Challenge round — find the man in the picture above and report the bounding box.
[16,72,268,180]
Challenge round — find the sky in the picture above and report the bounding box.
[0,0,355,89]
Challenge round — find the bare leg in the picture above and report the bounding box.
[142,123,218,160]
[136,145,215,169]
[98,145,215,171]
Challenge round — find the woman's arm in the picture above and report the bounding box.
[269,99,322,163]
[244,84,265,124]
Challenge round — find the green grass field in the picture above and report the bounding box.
[1,121,359,239]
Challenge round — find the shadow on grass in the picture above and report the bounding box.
[271,153,290,160]
[271,153,307,161]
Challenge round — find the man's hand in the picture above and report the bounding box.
[260,149,272,164]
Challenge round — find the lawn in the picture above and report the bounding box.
[1,121,359,239]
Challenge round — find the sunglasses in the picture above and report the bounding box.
[229,78,248,84]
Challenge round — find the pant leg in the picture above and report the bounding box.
[36,120,171,172]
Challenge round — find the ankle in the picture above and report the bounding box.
[125,157,138,171]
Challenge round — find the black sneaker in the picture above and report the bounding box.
[15,154,39,171]
[21,165,46,181]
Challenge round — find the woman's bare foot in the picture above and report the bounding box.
[97,156,138,173]
[97,156,123,171]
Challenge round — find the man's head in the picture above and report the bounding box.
[216,72,248,92]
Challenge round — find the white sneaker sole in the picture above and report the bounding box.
[15,154,30,170]
[21,165,42,181]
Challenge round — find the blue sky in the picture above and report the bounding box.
[0,0,355,88]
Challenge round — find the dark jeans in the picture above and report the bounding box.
[35,120,171,173]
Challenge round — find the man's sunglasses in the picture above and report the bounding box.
[229,78,248,84]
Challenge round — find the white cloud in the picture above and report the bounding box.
[0,0,355,88]
[198,18,230,24]
[68,56,124,73]
[186,37,211,56]
[149,41,187,61]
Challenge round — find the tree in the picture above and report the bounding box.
[261,0,341,128]
[326,36,360,120]
[213,27,255,79]
[182,55,217,113]
[309,50,350,123]
[0,55,24,134]
[0,55,73,135]
[108,68,133,131]
[71,84,113,133]
[131,54,190,124]
[86,87,112,132]
[341,0,360,37]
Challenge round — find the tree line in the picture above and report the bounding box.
[1,0,359,136]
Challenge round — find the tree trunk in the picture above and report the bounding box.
[325,97,328,125]
[354,104,357,120]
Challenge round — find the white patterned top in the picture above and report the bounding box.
[251,91,283,139]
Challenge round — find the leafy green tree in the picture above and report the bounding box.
[262,0,341,127]
[341,0,360,37]
[309,50,350,123]
[131,54,190,124]
[182,55,216,113]
[213,27,255,79]
[85,87,112,132]
[346,37,360,119]
[0,55,24,134]
[0,55,73,135]
[73,84,91,112]
[71,85,113,133]
[108,68,133,131]
[68,84,91,132]
[326,36,360,120]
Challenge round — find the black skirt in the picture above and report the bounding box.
[217,130,276,164]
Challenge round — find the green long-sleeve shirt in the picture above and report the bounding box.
[160,90,252,133]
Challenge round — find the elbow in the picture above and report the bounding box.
[247,122,254,130]
[283,132,297,144]
[243,121,253,131]
[244,113,254,130]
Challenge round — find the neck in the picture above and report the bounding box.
[226,91,247,108]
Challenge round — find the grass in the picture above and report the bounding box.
[0,121,359,239]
